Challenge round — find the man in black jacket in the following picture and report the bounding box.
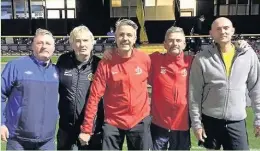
[56,25,104,150]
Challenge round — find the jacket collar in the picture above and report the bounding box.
[30,54,52,67]
[211,42,250,55]
[113,48,137,62]
[71,51,93,66]
[165,51,184,61]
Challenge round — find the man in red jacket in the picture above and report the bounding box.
[102,26,193,150]
[78,19,152,150]
[149,26,193,150]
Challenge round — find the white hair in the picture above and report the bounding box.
[69,25,94,44]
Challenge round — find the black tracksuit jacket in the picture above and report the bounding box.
[56,52,104,135]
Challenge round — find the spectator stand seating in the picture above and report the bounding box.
[1,34,259,57]
[1,37,33,56]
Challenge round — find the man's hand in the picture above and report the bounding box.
[103,49,113,60]
[194,128,207,142]
[255,126,260,138]
[234,40,252,49]
[78,133,91,146]
[1,125,9,142]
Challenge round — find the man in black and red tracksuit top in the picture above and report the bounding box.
[56,25,104,150]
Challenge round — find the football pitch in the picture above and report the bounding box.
[1,56,260,150]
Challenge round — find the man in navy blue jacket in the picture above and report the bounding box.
[1,28,59,150]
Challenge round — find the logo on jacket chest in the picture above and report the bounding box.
[24,70,33,75]
[160,66,187,77]
[53,73,58,79]
[180,69,187,77]
[88,73,94,81]
[135,66,142,75]
[111,66,143,76]
[64,70,72,76]
[160,66,166,74]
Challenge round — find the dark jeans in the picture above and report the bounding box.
[200,114,249,150]
[7,137,55,150]
[151,123,191,150]
[57,128,102,150]
[102,116,152,150]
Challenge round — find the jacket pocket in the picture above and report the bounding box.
[225,89,247,120]
[202,87,211,103]
[202,87,226,118]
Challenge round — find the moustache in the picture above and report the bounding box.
[170,47,180,50]
[120,42,130,45]
[39,48,49,53]
[220,35,228,37]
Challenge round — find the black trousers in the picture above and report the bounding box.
[102,116,152,150]
[57,128,102,150]
[200,114,249,150]
[151,123,191,150]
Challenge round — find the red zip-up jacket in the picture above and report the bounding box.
[149,52,193,131]
[81,49,151,134]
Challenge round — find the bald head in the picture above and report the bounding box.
[210,17,235,45]
[211,17,233,29]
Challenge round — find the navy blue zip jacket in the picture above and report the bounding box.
[1,55,59,142]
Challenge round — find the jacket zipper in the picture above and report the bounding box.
[40,67,47,140]
[171,71,177,131]
[224,52,240,119]
[217,49,240,119]
[217,51,229,119]
[73,69,80,125]
[128,73,131,129]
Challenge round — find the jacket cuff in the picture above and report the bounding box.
[1,116,6,125]
[80,125,93,135]
[192,123,203,131]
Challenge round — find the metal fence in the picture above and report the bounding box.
[1,34,260,57]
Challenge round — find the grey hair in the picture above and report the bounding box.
[115,19,138,32]
[165,26,185,40]
[34,28,53,37]
[33,28,54,43]
[69,25,94,44]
